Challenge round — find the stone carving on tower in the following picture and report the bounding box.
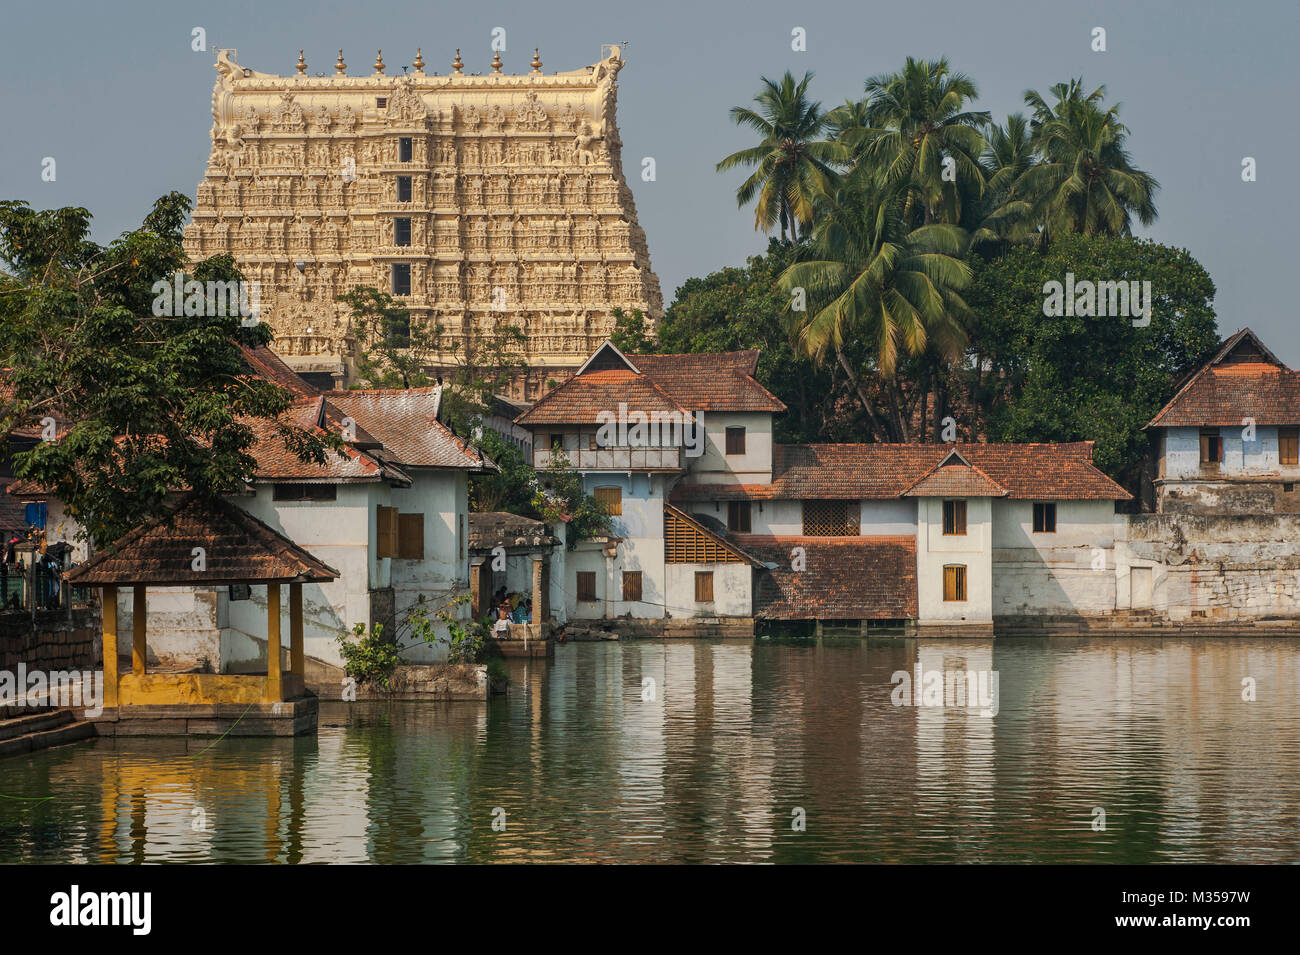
[184,45,663,395]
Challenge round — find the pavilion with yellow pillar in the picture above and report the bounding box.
[66,494,338,737]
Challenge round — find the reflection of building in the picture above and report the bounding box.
[184,46,662,395]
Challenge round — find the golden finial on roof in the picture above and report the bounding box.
[491,49,502,73]
[412,47,425,72]
[374,49,385,74]
[531,48,542,72]
[296,50,307,74]
[335,49,346,74]
[452,48,463,74]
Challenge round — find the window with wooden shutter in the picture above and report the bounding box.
[942,500,967,536]
[727,501,751,533]
[622,571,642,602]
[725,426,746,455]
[1280,427,1299,467]
[943,565,967,602]
[694,571,714,602]
[801,500,858,536]
[594,486,622,516]
[376,506,398,559]
[397,513,424,559]
[577,571,597,602]
[1200,429,1222,466]
[1032,502,1056,533]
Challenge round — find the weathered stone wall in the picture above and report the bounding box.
[0,608,98,674]
[1119,513,1300,621]
[1157,480,1300,515]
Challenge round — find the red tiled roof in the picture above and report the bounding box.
[326,389,488,470]
[516,369,687,425]
[1146,328,1300,428]
[66,494,339,586]
[239,345,320,398]
[630,352,786,412]
[901,452,1008,497]
[670,442,1130,501]
[515,345,785,425]
[741,535,918,620]
[0,479,27,536]
[242,397,393,484]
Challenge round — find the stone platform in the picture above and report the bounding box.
[89,696,318,737]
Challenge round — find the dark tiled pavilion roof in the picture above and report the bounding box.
[67,494,338,587]
[742,535,918,621]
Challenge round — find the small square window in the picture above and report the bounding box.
[229,584,251,601]
[376,97,388,109]
[594,486,622,516]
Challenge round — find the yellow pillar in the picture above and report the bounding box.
[265,583,282,702]
[102,585,118,708]
[289,583,304,678]
[132,586,146,676]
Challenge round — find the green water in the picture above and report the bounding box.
[2,637,1298,863]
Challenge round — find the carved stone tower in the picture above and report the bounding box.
[184,45,663,394]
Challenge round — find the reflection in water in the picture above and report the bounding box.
[3,638,1299,863]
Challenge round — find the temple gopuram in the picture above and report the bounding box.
[183,45,663,395]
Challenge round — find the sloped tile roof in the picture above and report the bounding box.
[670,442,1129,501]
[0,479,27,537]
[326,389,488,470]
[1146,328,1300,428]
[242,397,391,484]
[741,535,918,620]
[516,369,687,425]
[515,346,785,425]
[901,452,1008,497]
[468,512,556,551]
[238,345,320,398]
[66,494,338,586]
[630,352,786,412]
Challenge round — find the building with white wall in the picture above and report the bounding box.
[516,342,1132,634]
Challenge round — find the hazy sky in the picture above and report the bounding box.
[2,0,1296,360]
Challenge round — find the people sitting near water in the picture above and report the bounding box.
[511,600,528,624]
[493,606,511,638]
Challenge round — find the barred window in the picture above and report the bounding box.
[727,501,751,533]
[594,486,622,516]
[943,565,967,602]
[801,500,859,536]
[942,500,967,536]
[1032,502,1056,533]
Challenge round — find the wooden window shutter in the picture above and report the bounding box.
[595,486,622,516]
[1280,427,1299,466]
[622,571,642,602]
[377,506,398,559]
[943,500,967,536]
[577,571,597,602]
[397,513,424,559]
[943,565,967,602]
[725,427,746,455]
[694,571,714,602]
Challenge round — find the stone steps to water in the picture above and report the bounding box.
[0,708,96,758]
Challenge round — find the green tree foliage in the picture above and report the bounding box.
[962,234,1219,494]
[0,193,336,546]
[716,72,849,242]
[340,285,527,436]
[654,240,833,443]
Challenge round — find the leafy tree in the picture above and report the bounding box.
[716,71,849,242]
[1016,79,1158,241]
[779,168,973,440]
[531,450,612,550]
[656,239,834,443]
[0,193,336,546]
[961,234,1218,497]
[340,286,527,436]
[608,306,657,354]
[857,57,991,226]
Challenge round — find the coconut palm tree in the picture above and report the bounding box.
[968,113,1039,248]
[779,167,973,440]
[1016,79,1158,241]
[716,72,848,242]
[854,57,991,226]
